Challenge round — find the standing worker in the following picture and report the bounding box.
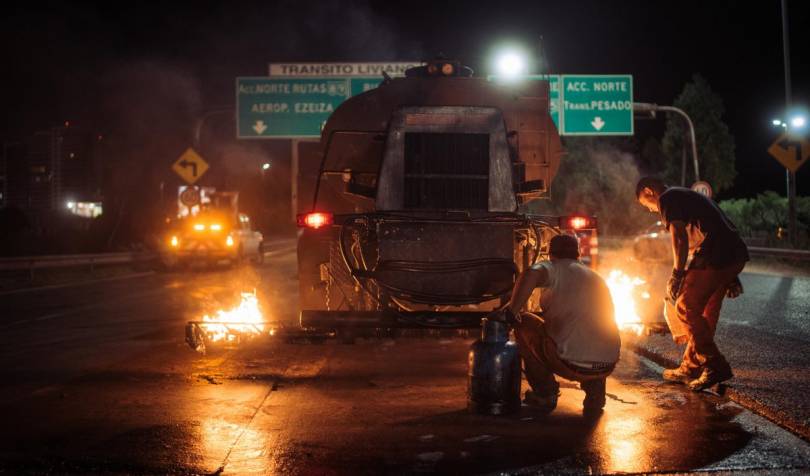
[495,234,620,416]
[635,177,748,391]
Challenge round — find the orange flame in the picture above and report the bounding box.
[604,269,645,335]
[201,292,264,342]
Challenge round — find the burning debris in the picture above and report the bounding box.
[604,269,647,335]
[186,292,268,353]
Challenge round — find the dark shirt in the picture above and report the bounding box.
[658,187,749,268]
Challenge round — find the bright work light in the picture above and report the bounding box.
[495,51,527,78]
[790,115,806,129]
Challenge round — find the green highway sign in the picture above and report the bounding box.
[239,73,633,138]
[237,77,383,139]
[350,77,383,97]
[560,75,633,135]
[488,74,633,135]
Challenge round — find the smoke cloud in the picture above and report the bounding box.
[532,137,657,236]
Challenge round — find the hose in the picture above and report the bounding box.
[333,215,559,326]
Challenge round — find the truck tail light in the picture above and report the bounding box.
[297,212,333,229]
[560,215,596,230]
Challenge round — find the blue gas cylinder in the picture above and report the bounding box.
[467,318,521,415]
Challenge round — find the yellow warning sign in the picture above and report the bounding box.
[768,133,810,173]
[172,148,209,184]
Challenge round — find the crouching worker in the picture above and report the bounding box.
[494,235,621,415]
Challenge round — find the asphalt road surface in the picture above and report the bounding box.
[1,242,809,474]
[634,261,810,443]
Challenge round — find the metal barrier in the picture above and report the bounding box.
[0,252,156,272]
[747,246,810,261]
[0,237,297,274]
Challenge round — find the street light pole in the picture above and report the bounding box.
[781,0,798,248]
[634,103,700,183]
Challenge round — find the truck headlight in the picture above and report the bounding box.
[226,236,234,247]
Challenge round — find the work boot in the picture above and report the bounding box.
[581,378,606,416]
[688,361,733,392]
[523,389,558,413]
[662,366,701,385]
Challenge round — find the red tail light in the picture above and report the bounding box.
[560,215,596,230]
[297,212,333,229]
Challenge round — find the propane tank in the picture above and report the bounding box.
[467,318,521,415]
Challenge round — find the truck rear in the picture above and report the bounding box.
[297,60,597,330]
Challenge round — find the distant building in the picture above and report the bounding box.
[1,123,104,215]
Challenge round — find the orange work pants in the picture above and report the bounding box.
[514,313,614,397]
[675,261,745,371]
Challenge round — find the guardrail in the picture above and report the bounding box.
[747,246,810,261]
[0,252,157,273]
[0,237,298,276]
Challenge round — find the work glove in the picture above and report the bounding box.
[667,268,687,302]
[489,307,520,325]
[726,276,744,298]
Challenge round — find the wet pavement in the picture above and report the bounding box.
[1,242,810,474]
[632,269,810,442]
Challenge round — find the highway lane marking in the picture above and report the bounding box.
[0,285,175,330]
[0,271,156,297]
[214,345,332,474]
[262,245,297,258]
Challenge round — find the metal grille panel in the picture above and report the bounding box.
[403,133,489,210]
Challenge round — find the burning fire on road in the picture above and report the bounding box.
[604,269,647,335]
[186,292,268,353]
[202,292,265,342]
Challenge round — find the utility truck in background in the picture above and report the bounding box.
[296,59,597,331]
[161,190,264,269]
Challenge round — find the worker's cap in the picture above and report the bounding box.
[549,234,580,259]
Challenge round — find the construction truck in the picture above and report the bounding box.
[296,59,597,331]
[161,190,264,269]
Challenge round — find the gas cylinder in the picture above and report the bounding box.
[467,318,521,415]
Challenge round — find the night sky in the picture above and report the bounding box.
[2,0,809,197]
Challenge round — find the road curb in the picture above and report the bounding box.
[629,341,810,444]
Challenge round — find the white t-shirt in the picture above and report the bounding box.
[534,259,621,365]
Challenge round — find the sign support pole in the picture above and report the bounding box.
[291,138,299,222]
[781,0,797,248]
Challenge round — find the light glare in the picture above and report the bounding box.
[496,52,526,78]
